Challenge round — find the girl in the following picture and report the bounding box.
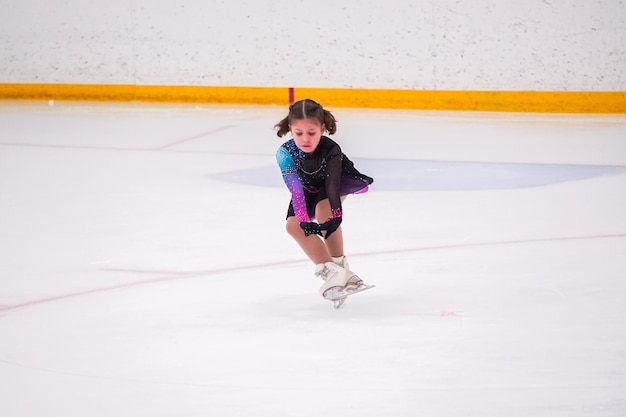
[275,99,374,300]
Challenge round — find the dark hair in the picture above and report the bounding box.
[274,98,337,137]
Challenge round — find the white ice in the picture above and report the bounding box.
[1,101,625,417]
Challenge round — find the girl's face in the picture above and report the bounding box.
[290,118,325,154]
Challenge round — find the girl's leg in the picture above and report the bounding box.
[284,196,347,265]
[315,196,362,286]
[285,217,333,265]
[315,197,346,258]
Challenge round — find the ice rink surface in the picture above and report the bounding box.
[1,101,625,417]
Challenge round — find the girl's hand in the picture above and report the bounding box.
[300,221,322,236]
[319,217,342,239]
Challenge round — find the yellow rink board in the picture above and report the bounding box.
[1,83,624,113]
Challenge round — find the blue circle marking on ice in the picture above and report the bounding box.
[213,159,626,191]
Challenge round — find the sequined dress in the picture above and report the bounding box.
[276,136,373,222]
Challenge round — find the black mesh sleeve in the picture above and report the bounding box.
[323,140,344,218]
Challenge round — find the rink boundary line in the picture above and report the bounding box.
[0,140,271,157]
[0,259,302,313]
[153,125,236,150]
[352,232,626,258]
[3,141,626,170]
[1,232,624,314]
[2,83,625,113]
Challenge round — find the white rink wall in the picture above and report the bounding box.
[1,0,625,91]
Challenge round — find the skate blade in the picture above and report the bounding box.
[333,298,347,309]
[325,284,376,309]
[322,286,345,301]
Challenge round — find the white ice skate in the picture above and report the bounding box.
[332,255,364,290]
[315,262,350,298]
[317,258,375,309]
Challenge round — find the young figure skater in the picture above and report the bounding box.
[275,99,374,300]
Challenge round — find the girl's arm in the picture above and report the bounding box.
[276,146,310,222]
[323,144,343,219]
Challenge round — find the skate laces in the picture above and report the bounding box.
[315,262,341,281]
[332,255,349,270]
[314,264,330,280]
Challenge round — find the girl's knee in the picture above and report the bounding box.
[285,217,302,237]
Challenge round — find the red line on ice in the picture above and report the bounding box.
[153,125,235,150]
[1,233,624,314]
